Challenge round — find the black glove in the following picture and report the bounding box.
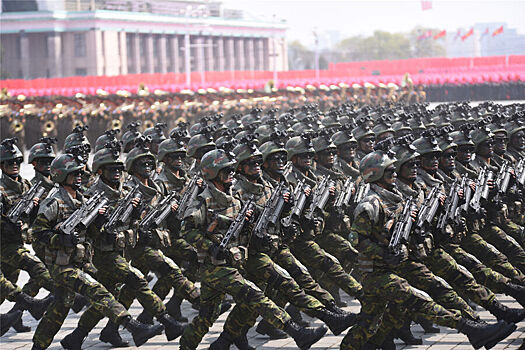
[139,229,153,244]
[282,223,299,241]
[209,243,226,260]
[384,245,408,266]
[62,232,80,247]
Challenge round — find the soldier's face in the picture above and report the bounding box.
[381,165,397,187]
[477,140,494,158]
[295,153,313,170]
[166,152,184,170]
[317,149,336,168]
[264,152,286,174]
[510,131,525,151]
[337,143,356,162]
[66,170,83,190]
[1,158,22,177]
[241,156,262,179]
[421,153,439,173]
[101,164,123,187]
[217,166,234,189]
[358,137,375,154]
[34,157,53,176]
[376,132,394,143]
[439,149,457,172]
[134,157,155,179]
[400,160,418,183]
[493,135,507,155]
[457,145,474,163]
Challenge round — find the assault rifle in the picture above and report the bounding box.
[389,197,416,255]
[494,161,512,201]
[354,182,370,206]
[176,175,201,220]
[104,184,142,231]
[469,168,487,213]
[459,176,473,216]
[215,195,255,256]
[516,158,525,186]
[7,180,46,223]
[253,182,288,238]
[334,178,355,214]
[281,180,310,228]
[139,191,178,232]
[304,176,334,220]
[414,186,442,236]
[436,179,462,232]
[59,191,109,239]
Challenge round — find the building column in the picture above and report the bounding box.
[246,38,255,71]
[195,36,204,74]
[146,33,154,73]
[119,31,128,75]
[20,32,30,79]
[133,33,141,74]
[47,32,63,77]
[235,38,245,71]
[216,37,225,71]
[206,36,214,71]
[170,35,180,73]
[159,34,167,74]
[226,37,235,71]
[263,38,270,71]
[256,38,264,71]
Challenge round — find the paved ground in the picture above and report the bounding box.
[1,268,523,349]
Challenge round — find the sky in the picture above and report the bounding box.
[223,0,525,47]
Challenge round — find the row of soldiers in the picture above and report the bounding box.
[1,99,525,350]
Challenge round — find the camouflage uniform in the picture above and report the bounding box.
[0,270,21,304]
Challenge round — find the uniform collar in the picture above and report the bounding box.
[203,180,236,208]
[1,173,24,194]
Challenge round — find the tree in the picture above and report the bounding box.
[288,40,314,70]
[409,26,446,57]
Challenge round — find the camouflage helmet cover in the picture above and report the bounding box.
[200,149,236,180]
[125,136,155,172]
[186,133,216,158]
[92,142,123,173]
[28,137,57,163]
[359,151,397,183]
[0,138,23,163]
[392,144,419,172]
[50,153,84,183]
[285,134,315,160]
[232,135,263,169]
[158,137,187,162]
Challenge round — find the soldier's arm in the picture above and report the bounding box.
[32,199,62,249]
[181,200,214,252]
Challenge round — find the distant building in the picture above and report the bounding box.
[0,0,288,80]
[445,23,525,58]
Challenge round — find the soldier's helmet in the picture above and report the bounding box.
[200,149,236,180]
[0,138,23,163]
[313,131,337,154]
[64,125,91,153]
[186,133,216,159]
[392,143,419,172]
[260,131,288,162]
[232,135,262,170]
[95,129,120,152]
[450,130,475,147]
[50,154,84,183]
[331,130,357,147]
[470,128,494,149]
[158,134,187,163]
[413,132,442,156]
[122,122,142,153]
[285,134,315,161]
[143,123,167,144]
[28,137,57,163]
[125,136,155,173]
[92,142,123,173]
[360,151,397,183]
[352,124,375,142]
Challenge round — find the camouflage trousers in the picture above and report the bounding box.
[33,264,129,349]
[460,233,525,285]
[290,236,363,298]
[0,270,21,304]
[77,250,166,332]
[424,247,495,308]
[0,243,54,296]
[272,246,335,306]
[127,245,200,304]
[179,263,291,350]
[498,218,525,247]
[480,224,525,273]
[315,232,358,272]
[162,238,200,282]
[222,251,325,338]
[340,270,461,350]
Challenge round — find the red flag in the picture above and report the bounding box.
[481,28,489,38]
[454,29,462,40]
[417,30,433,40]
[461,28,474,41]
[421,0,432,10]
[492,25,504,37]
[433,30,446,40]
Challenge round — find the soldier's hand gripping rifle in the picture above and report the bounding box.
[281,180,310,228]
[104,184,142,232]
[494,161,512,203]
[414,186,442,238]
[138,191,178,233]
[389,197,417,256]
[334,178,355,215]
[469,167,487,214]
[214,195,255,259]
[58,191,109,245]
[7,180,46,223]
[436,179,463,232]
[253,182,288,239]
[176,175,201,221]
[304,176,334,220]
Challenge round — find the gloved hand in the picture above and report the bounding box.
[139,229,153,244]
[209,243,226,260]
[384,245,408,266]
[282,223,300,241]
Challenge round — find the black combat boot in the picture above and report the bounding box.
[256,319,288,339]
[395,321,422,345]
[100,320,130,347]
[485,298,525,323]
[208,330,233,350]
[417,318,441,333]
[136,309,155,325]
[11,318,31,332]
[0,310,22,336]
[157,313,186,341]
[505,283,525,307]
[61,326,88,350]
[380,334,396,350]
[457,318,516,349]
[123,316,164,347]
[283,320,328,350]
[232,326,255,350]
[326,300,347,314]
[286,304,310,327]
[31,344,45,350]
[313,308,357,335]
[14,292,52,320]
[166,295,188,322]
[71,293,89,313]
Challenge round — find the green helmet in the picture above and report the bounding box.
[438,135,457,152]
[28,137,57,163]
[254,124,274,145]
[372,120,395,140]
[95,129,120,152]
[331,130,357,147]
[291,122,314,136]
[450,130,475,147]
[352,124,374,141]
[143,123,167,144]
[312,134,336,153]
[359,151,397,183]
[321,114,341,128]
[260,140,287,162]
[122,122,142,153]
[64,125,91,153]
[125,137,155,172]
[0,138,23,163]
[505,117,525,137]
[392,121,412,137]
[92,143,123,173]
[285,135,315,160]
[413,136,441,156]
[470,128,494,148]
[50,154,84,183]
[392,144,419,172]
[200,149,236,180]
[232,136,262,170]
[158,137,187,162]
[186,134,216,158]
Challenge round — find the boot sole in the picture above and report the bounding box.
[133,324,164,347]
[99,333,130,347]
[297,326,328,350]
[255,329,289,339]
[329,314,358,336]
[165,325,187,341]
[483,322,517,350]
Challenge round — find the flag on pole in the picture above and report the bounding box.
[433,30,446,40]
[461,28,474,41]
[421,0,432,10]
[481,28,489,38]
[417,30,433,41]
[454,29,462,41]
[492,25,504,37]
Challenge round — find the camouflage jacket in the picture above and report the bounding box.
[351,183,404,272]
[395,179,424,206]
[415,168,446,195]
[0,173,32,245]
[506,146,525,165]
[182,181,245,266]
[155,167,190,196]
[456,160,480,180]
[333,157,360,180]
[436,168,462,187]
[470,155,499,173]
[32,186,90,267]
[285,164,317,188]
